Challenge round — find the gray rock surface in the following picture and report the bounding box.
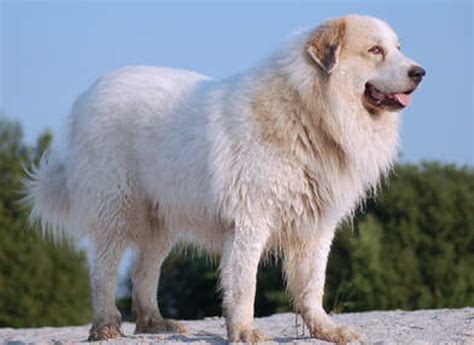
[1,308,473,344]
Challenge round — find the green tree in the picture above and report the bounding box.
[0,118,92,327]
[325,163,474,312]
[118,252,291,320]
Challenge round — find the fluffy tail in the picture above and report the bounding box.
[22,150,70,240]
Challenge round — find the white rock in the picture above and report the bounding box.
[1,308,473,344]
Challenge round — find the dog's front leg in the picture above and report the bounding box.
[284,227,361,344]
[219,222,270,344]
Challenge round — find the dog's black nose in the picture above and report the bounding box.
[408,65,426,83]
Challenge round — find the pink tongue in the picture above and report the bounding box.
[394,93,412,107]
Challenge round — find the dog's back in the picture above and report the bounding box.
[25,66,208,239]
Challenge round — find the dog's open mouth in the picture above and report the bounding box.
[364,83,414,111]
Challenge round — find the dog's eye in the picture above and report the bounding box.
[368,45,385,55]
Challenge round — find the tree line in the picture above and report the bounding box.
[0,117,472,327]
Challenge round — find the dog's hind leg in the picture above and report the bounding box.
[88,224,128,341]
[131,223,186,334]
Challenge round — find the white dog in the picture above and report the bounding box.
[25,15,424,344]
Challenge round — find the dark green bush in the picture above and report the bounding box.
[0,118,92,327]
[326,163,474,312]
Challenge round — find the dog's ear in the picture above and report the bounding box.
[305,19,346,74]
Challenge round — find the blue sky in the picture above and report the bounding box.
[1,0,473,166]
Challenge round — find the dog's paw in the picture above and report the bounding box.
[308,322,361,344]
[135,318,187,334]
[229,327,266,344]
[88,323,123,341]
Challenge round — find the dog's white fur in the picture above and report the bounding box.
[25,15,423,343]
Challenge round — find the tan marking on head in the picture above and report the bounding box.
[305,18,346,74]
[342,15,400,57]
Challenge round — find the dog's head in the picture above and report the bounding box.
[305,15,425,115]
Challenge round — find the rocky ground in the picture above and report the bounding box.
[1,308,473,344]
